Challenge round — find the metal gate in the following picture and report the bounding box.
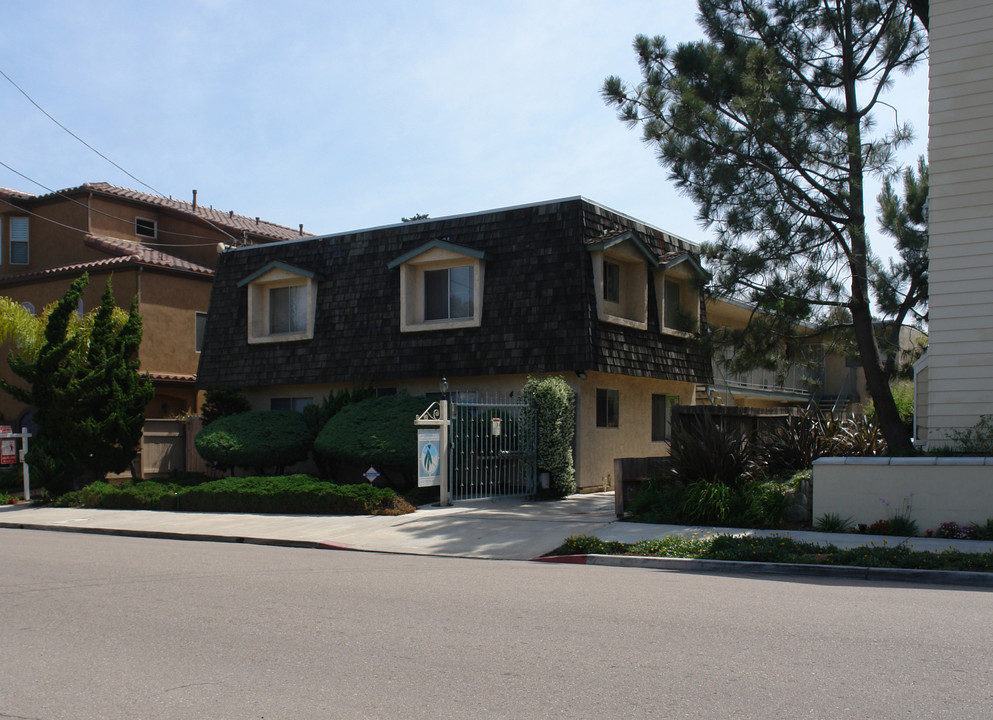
[449,398,537,502]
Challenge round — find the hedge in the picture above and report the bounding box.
[195,410,313,473]
[71,476,413,515]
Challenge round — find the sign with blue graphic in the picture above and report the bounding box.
[417,428,441,487]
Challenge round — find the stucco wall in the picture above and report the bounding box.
[813,457,993,531]
[244,370,697,492]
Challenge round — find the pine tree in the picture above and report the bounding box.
[603,0,927,453]
[1,274,153,494]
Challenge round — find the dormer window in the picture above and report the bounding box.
[655,253,709,336]
[588,230,658,330]
[238,261,319,344]
[388,240,487,332]
[136,217,157,239]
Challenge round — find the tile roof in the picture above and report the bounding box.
[0,234,214,285]
[0,182,310,243]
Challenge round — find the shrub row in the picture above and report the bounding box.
[556,533,993,573]
[65,475,413,516]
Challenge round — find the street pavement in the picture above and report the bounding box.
[3,492,993,576]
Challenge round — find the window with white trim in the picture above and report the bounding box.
[10,217,28,264]
[239,262,318,344]
[135,217,157,239]
[388,240,486,332]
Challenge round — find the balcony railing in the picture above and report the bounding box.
[712,347,822,397]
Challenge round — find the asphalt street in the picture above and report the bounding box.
[2,529,991,720]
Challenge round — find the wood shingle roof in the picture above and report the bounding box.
[196,197,711,389]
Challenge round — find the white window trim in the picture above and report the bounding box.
[240,264,318,344]
[592,249,649,330]
[390,242,486,333]
[135,216,158,239]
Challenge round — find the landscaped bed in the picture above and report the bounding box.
[51,474,415,516]
[554,533,993,573]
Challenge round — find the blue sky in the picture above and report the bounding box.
[1,0,927,259]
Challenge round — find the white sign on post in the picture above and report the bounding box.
[417,428,441,487]
[0,426,14,465]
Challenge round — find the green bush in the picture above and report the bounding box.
[742,480,790,529]
[195,410,313,474]
[200,386,251,426]
[64,475,412,515]
[313,393,428,487]
[626,479,687,523]
[680,481,742,524]
[520,376,576,498]
[814,513,855,533]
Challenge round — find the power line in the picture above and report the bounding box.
[0,159,240,244]
[0,67,167,198]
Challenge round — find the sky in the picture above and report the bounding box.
[1,0,928,260]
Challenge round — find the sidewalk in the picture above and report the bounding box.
[3,493,993,568]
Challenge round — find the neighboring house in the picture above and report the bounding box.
[915,0,993,446]
[196,197,712,491]
[702,297,921,414]
[0,182,308,427]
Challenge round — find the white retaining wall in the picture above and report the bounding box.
[813,457,993,531]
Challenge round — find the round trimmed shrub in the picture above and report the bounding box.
[194,410,313,473]
[313,393,429,486]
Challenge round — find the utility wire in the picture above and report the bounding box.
[0,67,166,198]
[0,69,263,245]
[0,159,242,244]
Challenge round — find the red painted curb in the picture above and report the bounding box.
[533,554,589,564]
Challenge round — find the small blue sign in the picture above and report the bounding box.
[363,466,380,484]
[417,428,441,487]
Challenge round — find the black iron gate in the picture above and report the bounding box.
[449,398,537,502]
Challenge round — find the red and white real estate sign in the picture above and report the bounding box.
[0,426,15,465]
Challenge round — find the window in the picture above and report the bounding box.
[424,265,474,320]
[135,217,157,239]
[664,277,683,329]
[588,231,656,330]
[375,387,398,398]
[655,254,708,336]
[269,285,307,334]
[195,312,207,353]
[239,261,318,344]
[603,261,620,303]
[388,240,487,332]
[10,217,28,264]
[596,388,619,428]
[270,397,313,412]
[652,394,678,442]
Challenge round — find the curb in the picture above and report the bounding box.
[537,553,993,588]
[0,521,332,551]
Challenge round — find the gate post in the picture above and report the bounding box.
[439,396,450,507]
[415,394,451,506]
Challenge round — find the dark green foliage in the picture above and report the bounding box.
[603,0,927,454]
[762,413,830,474]
[300,386,376,437]
[63,475,412,515]
[1,275,153,494]
[666,416,762,489]
[680,481,740,525]
[968,519,993,542]
[742,481,790,529]
[557,534,993,573]
[313,393,428,486]
[520,376,576,498]
[194,411,313,474]
[885,514,920,537]
[200,387,251,426]
[814,513,856,534]
[626,479,687,524]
